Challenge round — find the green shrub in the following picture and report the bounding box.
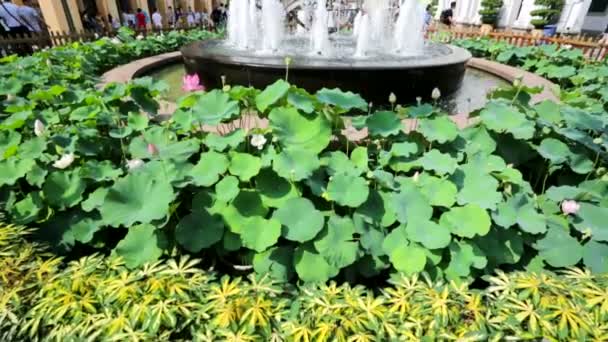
[479,0,503,25]
[531,0,565,28]
[2,221,608,341]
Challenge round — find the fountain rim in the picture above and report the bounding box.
[181,39,473,71]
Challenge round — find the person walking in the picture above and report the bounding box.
[135,8,146,30]
[186,7,195,27]
[17,0,42,33]
[108,14,120,30]
[439,2,456,28]
[0,0,33,55]
[152,8,162,29]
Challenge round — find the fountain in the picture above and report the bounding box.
[181,0,471,103]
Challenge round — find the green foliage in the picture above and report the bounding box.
[479,0,504,25]
[531,0,565,28]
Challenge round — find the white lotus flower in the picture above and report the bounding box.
[34,119,45,137]
[251,134,267,150]
[389,92,396,104]
[111,37,121,44]
[53,153,75,169]
[431,87,441,100]
[513,78,521,87]
[136,34,144,40]
[416,96,422,105]
[562,44,572,50]
[94,33,100,39]
[127,159,145,171]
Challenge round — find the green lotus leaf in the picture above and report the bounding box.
[127,112,149,131]
[70,217,103,244]
[573,203,608,241]
[129,126,200,162]
[81,187,109,212]
[405,219,452,249]
[455,168,502,210]
[390,243,427,275]
[516,204,547,234]
[492,196,519,228]
[392,185,432,224]
[545,185,588,202]
[323,151,360,176]
[272,147,320,181]
[268,106,331,153]
[294,245,339,282]
[240,216,282,252]
[255,169,298,208]
[408,103,434,118]
[366,111,402,137]
[253,246,295,282]
[479,101,535,139]
[80,160,123,181]
[175,209,224,253]
[315,88,367,111]
[475,228,524,268]
[533,100,562,124]
[356,217,386,257]
[326,174,369,207]
[273,198,324,242]
[356,189,397,227]
[535,227,583,267]
[390,141,420,158]
[18,137,47,160]
[114,224,167,268]
[440,204,491,238]
[537,138,570,164]
[445,241,487,280]
[220,190,268,233]
[350,146,368,172]
[459,125,496,156]
[466,154,507,173]
[189,151,229,186]
[10,192,43,224]
[204,129,246,151]
[0,158,34,186]
[222,231,242,251]
[417,173,457,208]
[26,164,47,187]
[0,130,21,160]
[287,88,315,113]
[417,149,458,175]
[256,79,290,112]
[417,116,458,143]
[382,225,407,255]
[215,176,240,203]
[583,240,608,274]
[192,89,240,125]
[109,126,133,139]
[100,171,174,227]
[260,144,277,167]
[371,169,397,190]
[228,152,261,181]
[43,170,86,210]
[314,215,358,268]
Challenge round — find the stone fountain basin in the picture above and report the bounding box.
[181,39,472,104]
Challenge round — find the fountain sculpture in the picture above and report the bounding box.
[181,0,471,103]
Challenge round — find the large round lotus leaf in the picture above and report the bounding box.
[255,169,298,208]
[405,219,452,249]
[573,203,608,242]
[127,112,149,131]
[221,190,268,233]
[175,209,224,253]
[268,106,331,153]
[392,186,432,224]
[439,204,491,238]
[26,164,47,187]
[533,100,562,124]
[256,79,290,112]
[382,225,407,255]
[537,138,570,164]
[417,116,458,143]
[583,241,608,274]
[294,245,339,282]
[81,187,109,212]
[356,189,397,227]
[445,241,487,280]
[323,151,359,176]
[417,173,457,208]
[459,126,496,156]
[204,129,246,152]
[43,170,86,210]
[535,227,582,267]
[351,146,368,172]
[215,176,240,203]
[390,142,420,158]
[417,149,458,175]
[0,158,35,186]
[10,192,43,224]
[455,168,502,210]
[18,137,47,160]
[273,147,320,181]
[365,111,402,137]
[189,151,229,186]
[228,152,261,181]
[479,101,535,140]
[273,198,324,242]
[287,88,315,114]
[314,215,358,268]
[114,224,166,268]
[80,160,122,181]
[240,217,282,252]
[475,228,524,268]
[390,243,426,275]
[315,88,367,111]
[0,129,21,158]
[253,246,295,282]
[326,174,369,207]
[70,217,102,244]
[100,172,174,227]
[129,126,200,162]
[192,89,240,125]
[516,204,547,234]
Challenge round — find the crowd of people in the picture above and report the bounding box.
[0,0,44,36]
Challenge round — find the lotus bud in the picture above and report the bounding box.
[431,87,441,100]
[250,134,267,150]
[53,153,75,169]
[366,171,373,178]
[284,56,292,66]
[136,34,144,40]
[34,119,45,137]
[513,78,521,88]
[127,159,145,171]
[272,136,278,142]
[413,171,420,183]
[389,92,396,104]
[596,167,606,176]
[6,94,15,102]
[593,137,603,145]
[561,200,580,215]
[416,97,422,105]
[147,143,159,156]
[221,75,227,87]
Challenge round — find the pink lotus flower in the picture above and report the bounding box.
[561,200,580,215]
[147,143,159,156]
[182,74,205,92]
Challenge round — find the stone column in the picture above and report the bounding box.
[39,0,84,32]
[498,0,523,28]
[557,0,592,33]
[96,0,121,21]
[513,0,537,29]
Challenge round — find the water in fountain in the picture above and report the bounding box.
[394,0,425,55]
[261,0,285,52]
[354,12,371,57]
[310,0,330,56]
[227,0,252,49]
